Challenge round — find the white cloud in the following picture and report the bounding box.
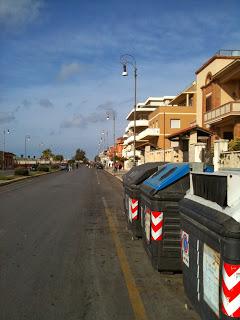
[0,0,43,27]
[61,114,85,129]
[57,63,81,81]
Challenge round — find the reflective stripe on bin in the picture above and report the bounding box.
[130,198,138,221]
[151,211,163,241]
[222,262,240,318]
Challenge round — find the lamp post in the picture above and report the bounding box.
[120,54,137,166]
[38,142,44,164]
[2,129,10,170]
[25,135,31,165]
[107,111,116,171]
[101,130,106,151]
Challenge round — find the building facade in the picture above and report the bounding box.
[196,50,240,141]
[123,96,174,166]
[147,82,196,150]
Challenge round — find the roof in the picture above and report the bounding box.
[0,151,15,156]
[195,51,240,75]
[144,96,175,103]
[170,81,196,105]
[168,125,212,141]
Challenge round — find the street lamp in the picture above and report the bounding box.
[25,135,31,164]
[2,129,10,170]
[101,130,109,151]
[107,111,116,171]
[120,54,137,166]
[38,142,44,164]
[101,130,105,151]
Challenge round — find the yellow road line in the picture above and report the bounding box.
[102,197,148,320]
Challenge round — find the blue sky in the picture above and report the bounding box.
[1,0,240,159]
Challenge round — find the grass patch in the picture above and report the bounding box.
[0,175,16,181]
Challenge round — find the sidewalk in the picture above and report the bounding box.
[104,168,128,182]
[0,170,60,187]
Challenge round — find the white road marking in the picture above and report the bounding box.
[96,170,100,185]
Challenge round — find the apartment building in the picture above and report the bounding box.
[146,82,196,151]
[196,50,240,141]
[123,96,174,165]
[116,137,124,158]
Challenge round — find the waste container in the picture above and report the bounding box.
[180,171,240,320]
[140,163,190,271]
[123,162,165,238]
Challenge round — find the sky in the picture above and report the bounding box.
[1,0,240,159]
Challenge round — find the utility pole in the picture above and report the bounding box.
[120,54,138,166]
[107,111,116,172]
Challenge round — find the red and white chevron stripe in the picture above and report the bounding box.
[222,262,240,318]
[151,211,163,241]
[130,198,138,221]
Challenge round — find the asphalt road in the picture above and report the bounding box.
[0,166,200,320]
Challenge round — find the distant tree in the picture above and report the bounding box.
[94,155,101,162]
[41,148,54,160]
[74,148,86,161]
[68,159,75,165]
[54,154,64,162]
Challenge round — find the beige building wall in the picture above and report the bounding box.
[149,105,196,149]
[196,57,236,126]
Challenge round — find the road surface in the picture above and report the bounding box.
[0,166,200,320]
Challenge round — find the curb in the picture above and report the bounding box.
[0,170,61,187]
[104,169,123,182]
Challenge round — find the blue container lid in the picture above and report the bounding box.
[143,163,190,191]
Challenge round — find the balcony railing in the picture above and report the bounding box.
[204,101,240,125]
[136,128,160,141]
[123,135,134,145]
[125,119,149,133]
[216,50,240,57]
[125,150,142,158]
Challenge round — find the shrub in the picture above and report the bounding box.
[37,165,50,172]
[228,138,240,151]
[51,164,60,170]
[15,167,29,176]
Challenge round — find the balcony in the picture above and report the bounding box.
[126,107,156,120]
[204,101,240,125]
[123,135,134,145]
[125,150,142,158]
[136,128,160,141]
[125,120,149,133]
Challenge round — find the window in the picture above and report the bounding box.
[205,72,212,85]
[206,94,212,112]
[170,119,180,129]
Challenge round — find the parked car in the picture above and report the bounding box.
[96,163,103,169]
[60,164,67,171]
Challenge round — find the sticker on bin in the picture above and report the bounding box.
[222,262,240,318]
[203,244,220,317]
[151,211,163,241]
[181,231,189,267]
[128,198,138,222]
[145,208,151,243]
